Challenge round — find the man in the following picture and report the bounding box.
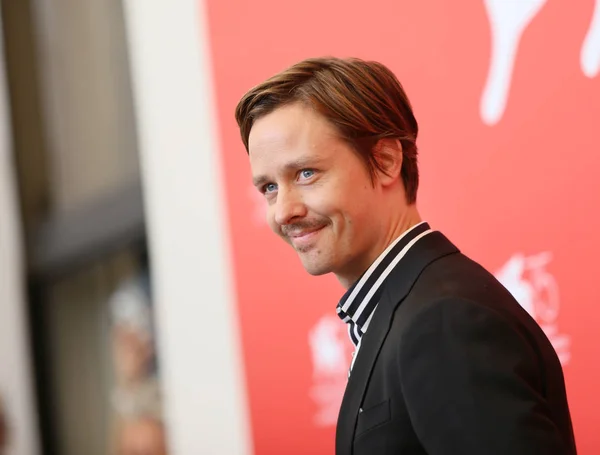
[235,57,577,454]
[116,416,168,455]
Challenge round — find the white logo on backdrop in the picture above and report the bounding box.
[308,314,352,427]
[480,0,548,125]
[481,0,599,125]
[581,0,600,78]
[495,252,571,365]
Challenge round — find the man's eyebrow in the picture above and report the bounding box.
[252,174,270,188]
[252,156,326,187]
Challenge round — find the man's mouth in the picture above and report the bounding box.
[287,226,325,247]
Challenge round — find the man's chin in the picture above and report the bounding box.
[298,257,333,276]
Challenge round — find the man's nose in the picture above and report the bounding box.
[273,187,307,226]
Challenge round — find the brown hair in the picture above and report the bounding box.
[235,57,420,203]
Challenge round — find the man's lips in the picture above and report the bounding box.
[287,226,325,246]
[287,226,324,238]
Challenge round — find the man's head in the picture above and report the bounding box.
[117,417,167,455]
[235,57,420,286]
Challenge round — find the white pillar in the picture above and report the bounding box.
[121,1,253,454]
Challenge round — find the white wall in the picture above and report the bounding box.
[0,10,41,455]
[122,1,253,454]
[32,0,140,213]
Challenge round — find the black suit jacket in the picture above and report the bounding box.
[336,232,577,455]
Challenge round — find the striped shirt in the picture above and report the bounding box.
[336,221,434,371]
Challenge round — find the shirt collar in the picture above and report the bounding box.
[336,221,433,346]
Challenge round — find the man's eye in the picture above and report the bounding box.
[263,183,277,194]
[300,169,315,179]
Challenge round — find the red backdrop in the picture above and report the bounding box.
[205,0,600,453]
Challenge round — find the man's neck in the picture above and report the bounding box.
[336,205,423,289]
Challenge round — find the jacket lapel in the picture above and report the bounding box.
[335,231,459,455]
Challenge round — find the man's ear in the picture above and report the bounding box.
[373,138,403,186]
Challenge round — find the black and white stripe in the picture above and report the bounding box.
[336,221,434,348]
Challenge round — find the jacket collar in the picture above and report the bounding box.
[336,221,432,347]
[335,231,459,454]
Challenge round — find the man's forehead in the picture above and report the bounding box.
[249,104,306,145]
[249,103,341,151]
[250,132,334,169]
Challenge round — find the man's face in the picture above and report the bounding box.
[249,103,382,280]
[118,418,167,455]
